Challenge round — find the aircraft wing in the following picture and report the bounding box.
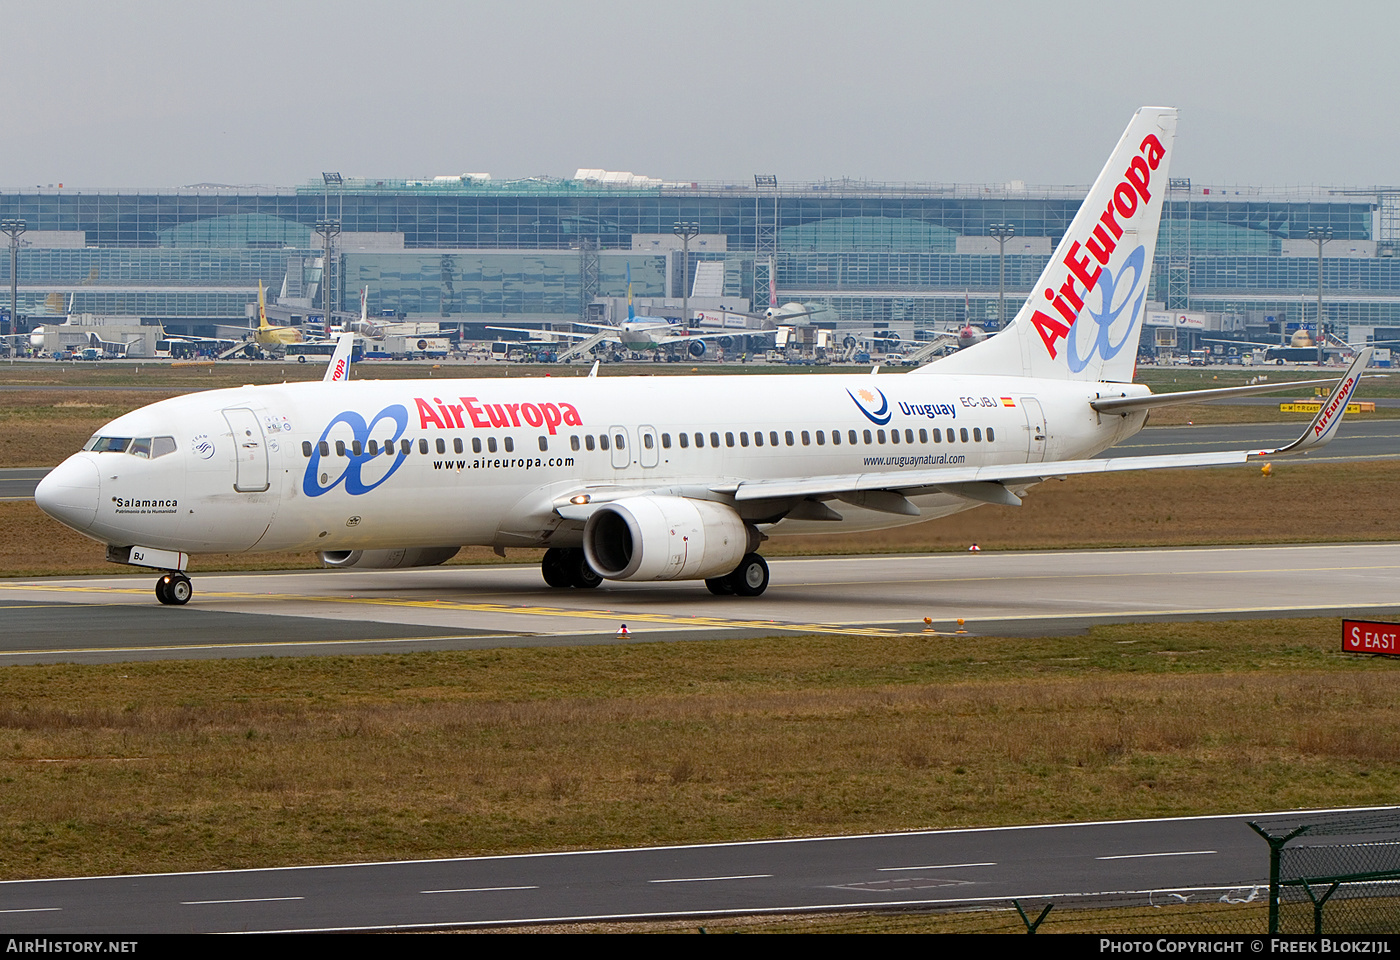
[554,349,1373,523]
[652,330,737,346]
[1089,376,1347,414]
[730,348,1372,509]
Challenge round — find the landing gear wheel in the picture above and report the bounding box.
[567,549,603,589]
[705,576,736,596]
[541,548,572,588]
[156,573,193,606]
[729,553,769,597]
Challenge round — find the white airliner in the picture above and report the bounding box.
[35,107,1372,606]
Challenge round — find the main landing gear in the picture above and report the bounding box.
[155,571,193,606]
[541,547,603,589]
[705,553,769,598]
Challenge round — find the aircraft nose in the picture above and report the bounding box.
[35,455,100,532]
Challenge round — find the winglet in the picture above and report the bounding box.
[1258,348,1372,456]
[588,360,600,378]
[323,332,355,383]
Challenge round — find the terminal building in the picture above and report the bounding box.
[1,173,1396,354]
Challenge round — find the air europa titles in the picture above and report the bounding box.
[1031,132,1167,364]
[414,396,583,435]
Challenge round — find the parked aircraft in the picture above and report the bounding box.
[35,108,1374,606]
[491,265,726,360]
[252,281,304,348]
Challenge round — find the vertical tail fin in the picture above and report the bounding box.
[323,332,355,383]
[919,107,1177,382]
[257,280,268,330]
[626,263,635,321]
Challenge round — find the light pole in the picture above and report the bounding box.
[988,223,1016,329]
[314,218,342,324]
[673,221,699,332]
[1308,226,1332,365]
[1,219,26,346]
[321,173,342,319]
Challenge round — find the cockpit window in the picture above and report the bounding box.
[83,435,177,458]
[86,436,133,453]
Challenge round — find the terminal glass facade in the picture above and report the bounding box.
[0,180,1391,340]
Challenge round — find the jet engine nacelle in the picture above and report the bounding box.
[688,339,706,358]
[320,546,461,569]
[583,496,754,581]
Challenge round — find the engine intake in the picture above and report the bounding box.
[320,546,461,569]
[583,496,753,582]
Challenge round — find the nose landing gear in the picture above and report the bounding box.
[155,572,193,605]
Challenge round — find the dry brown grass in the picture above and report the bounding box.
[0,620,1396,880]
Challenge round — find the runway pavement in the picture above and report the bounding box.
[4,807,1378,933]
[2,541,1397,664]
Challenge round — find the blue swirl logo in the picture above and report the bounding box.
[303,405,409,498]
[1065,243,1147,374]
[847,387,892,425]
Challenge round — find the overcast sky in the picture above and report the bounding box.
[8,0,1397,189]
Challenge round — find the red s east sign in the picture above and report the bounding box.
[1342,619,1400,656]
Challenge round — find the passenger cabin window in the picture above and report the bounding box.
[505,437,514,452]
[693,433,703,448]
[643,434,654,449]
[661,433,671,448]
[303,441,313,457]
[586,435,595,451]
[400,439,411,455]
[352,441,363,457]
[973,427,982,442]
[368,440,379,456]
[679,433,689,448]
[436,438,446,454]
[336,440,347,457]
[599,435,609,451]
[539,436,549,452]
[454,438,464,454]
[725,432,734,448]
[960,428,969,443]
[785,431,795,446]
[754,432,763,447]
[987,427,995,442]
[571,435,581,451]
[614,434,625,450]
[419,438,428,454]
[708,432,718,448]
[487,437,497,453]
[320,441,331,456]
